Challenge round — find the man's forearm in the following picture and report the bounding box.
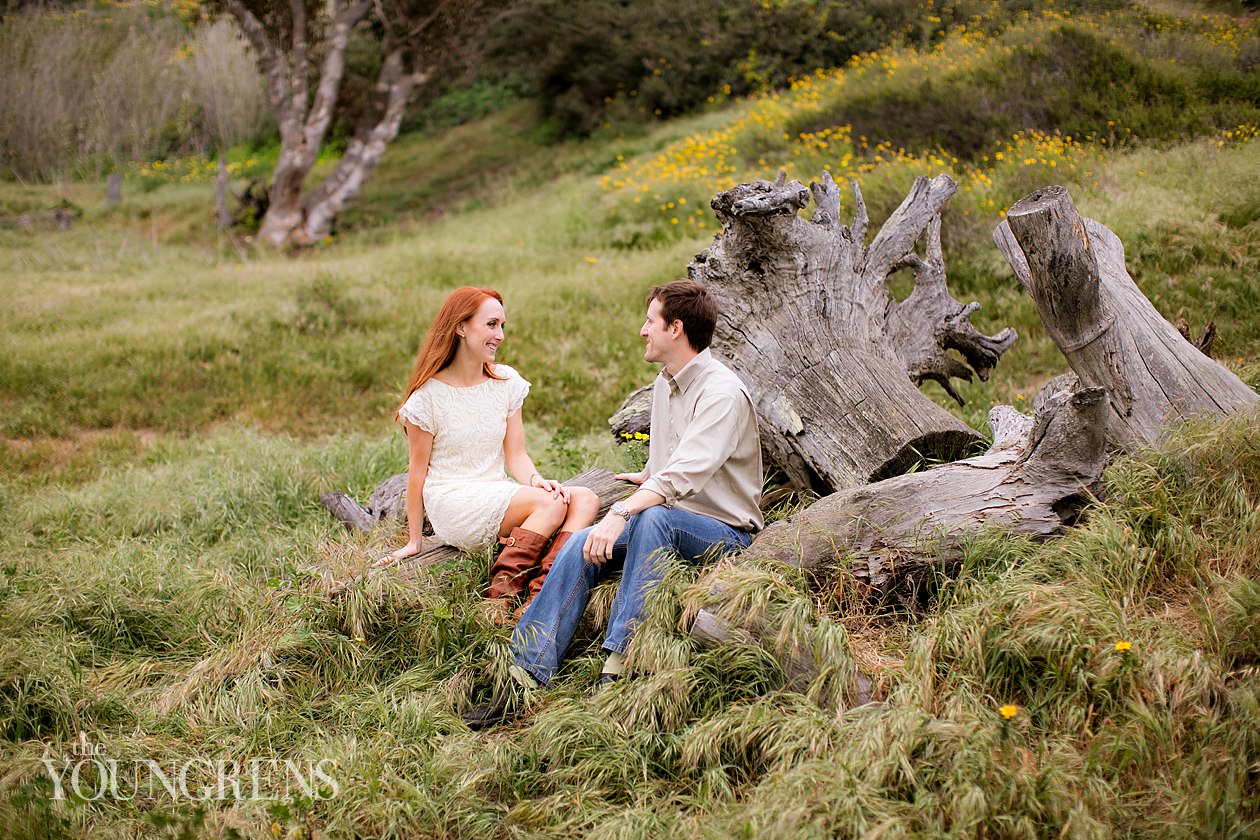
[612,486,665,517]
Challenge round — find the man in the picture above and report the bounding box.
[464,280,763,728]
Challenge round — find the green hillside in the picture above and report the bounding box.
[1,1,1259,835]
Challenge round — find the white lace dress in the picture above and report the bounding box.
[397,365,531,551]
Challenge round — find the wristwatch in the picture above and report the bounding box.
[609,501,632,518]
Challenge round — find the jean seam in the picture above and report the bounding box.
[528,569,590,667]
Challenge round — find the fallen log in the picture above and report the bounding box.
[994,186,1258,449]
[320,468,632,592]
[686,386,1108,704]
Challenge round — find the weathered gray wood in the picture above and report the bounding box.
[215,156,232,229]
[687,387,1108,697]
[994,186,1258,449]
[684,171,1016,492]
[886,216,1018,405]
[321,472,409,532]
[321,469,632,594]
[106,173,122,205]
[608,384,653,441]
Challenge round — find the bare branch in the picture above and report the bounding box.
[809,170,841,228]
[222,0,289,116]
[290,0,309,119]
[862,173,957,287]
[303,0,373,153]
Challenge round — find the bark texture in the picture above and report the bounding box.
[685,171,1016,493]
[993,186,1258,448]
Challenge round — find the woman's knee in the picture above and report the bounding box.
[536,490,569,521]
[570,486,600,515]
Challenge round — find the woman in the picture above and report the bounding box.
[379,287,599,617]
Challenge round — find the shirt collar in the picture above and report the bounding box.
[662,348,712,396]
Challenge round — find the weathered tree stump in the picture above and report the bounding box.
[681,171,1015,493]
[994,186,1258,448]
[608,384,653,441]
[687,386,1108,702]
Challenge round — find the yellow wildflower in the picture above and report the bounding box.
[999,704,1018,720]
[1114,640,1133,653]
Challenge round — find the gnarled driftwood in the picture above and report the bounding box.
[682,171,1015,492]
[994,186,1257,449]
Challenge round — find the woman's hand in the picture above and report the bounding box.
[530,473,571,504]
[614,469,648,485]
[373,539,422,569]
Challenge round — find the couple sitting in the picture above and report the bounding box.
[382,281,763,727]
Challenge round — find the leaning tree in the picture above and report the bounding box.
[213,0,498,248]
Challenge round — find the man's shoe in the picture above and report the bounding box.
[462,688,523,730]
[595,672,623,689]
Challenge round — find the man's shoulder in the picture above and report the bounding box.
[697,355,751,399]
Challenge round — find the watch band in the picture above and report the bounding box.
[610,501,631,518]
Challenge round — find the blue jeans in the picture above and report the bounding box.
[511,505,752,685]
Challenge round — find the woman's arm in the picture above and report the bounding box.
[391,422,434,561]
[503,409,569,502]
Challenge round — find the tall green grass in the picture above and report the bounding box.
[0,410,1256,835]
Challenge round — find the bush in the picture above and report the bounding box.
[0,5,266,181]
[793,23,1260,162]
[480,0,1128,137]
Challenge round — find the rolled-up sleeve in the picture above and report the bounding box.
[641,390,743,505]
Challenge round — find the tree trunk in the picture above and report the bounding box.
[993,186,1259,448]
[223,0,420,249]
[683,171,1016,493]
[686,386,1108,705]
[297,52,426,243]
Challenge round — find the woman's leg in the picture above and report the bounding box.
[485,488,570,617]
[560,486,600,532]
[517,486,601,613]
[498,486,569,539]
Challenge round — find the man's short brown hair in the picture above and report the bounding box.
[647,280,718,351]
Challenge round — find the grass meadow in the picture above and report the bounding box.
[1,2,1259,836]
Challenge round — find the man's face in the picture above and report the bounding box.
[640,297,677,364]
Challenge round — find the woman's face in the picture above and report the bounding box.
[459,297,506,365]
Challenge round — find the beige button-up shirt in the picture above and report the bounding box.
[640,349,764,532]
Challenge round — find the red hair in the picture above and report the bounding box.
[398,287,506,419]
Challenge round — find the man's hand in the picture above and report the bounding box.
[615,469,648,485]
[583,513,627,566]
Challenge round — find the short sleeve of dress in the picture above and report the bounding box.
[397,387,435,433]
[501,366,531,415]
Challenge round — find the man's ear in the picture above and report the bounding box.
[669,319,684,339]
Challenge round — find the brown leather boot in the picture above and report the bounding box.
[487,527,550,605]
[515,531,574,617]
